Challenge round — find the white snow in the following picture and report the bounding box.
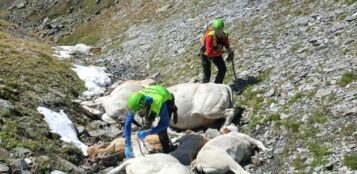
[71,64,111,99]
[50,171,66,174]
[52,46,73,59]
[37,107,88,156]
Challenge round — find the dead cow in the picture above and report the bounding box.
[192,132,266,174]
[87,134,161,161]
[168,83,235,130]
[95,79,155,124]
[107,153,190,174]
[170,134,208,166]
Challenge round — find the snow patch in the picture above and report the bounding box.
[72,64,111,99]
[37,107,88,156]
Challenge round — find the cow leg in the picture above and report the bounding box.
[220,108,235,131]
[245,135,267,151]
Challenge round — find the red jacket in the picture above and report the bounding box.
[205,33,230,58]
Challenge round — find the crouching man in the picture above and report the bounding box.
[124,85,177,158]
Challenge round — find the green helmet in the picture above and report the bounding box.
[212,18,224,31]
[127,92,145,112]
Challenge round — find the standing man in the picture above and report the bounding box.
[200,18,234,84]
[124,85,177,159]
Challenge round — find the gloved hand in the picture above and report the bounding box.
[138,130,149,140]
[226,51,234,62]
[125,146,132,159]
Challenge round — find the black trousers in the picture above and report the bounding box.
[201,54,227,84]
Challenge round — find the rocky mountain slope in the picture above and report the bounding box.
[1,0,356,173]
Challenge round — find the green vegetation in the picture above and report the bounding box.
[338,72,356,87]
[292,155,308,170]
[344,154,357,169]
[290,43,302,53]
[237,86,264,113]
[341,124,356,136]
[308,112,327,124]
[0,25,86,168]
[27,0,117,22]
[346,0,357,5]
[309,142,329,166]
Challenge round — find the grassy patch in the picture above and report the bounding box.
[284,121,301,133]
[338,72,356,87]
[292,155,308,170]
[308,142,329,166]
[257,68,273,82]
[59,20,102,45]
[344,154,357,169]
[0,108,11,117]
[341,124,356,136]
[237,86,264,113]
[291,43,302,53]
[308,112,327,124]
[0,30,86,167]
[346,0,357,5]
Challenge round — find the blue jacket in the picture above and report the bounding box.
[124,96,169,147]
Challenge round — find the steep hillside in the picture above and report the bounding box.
[60,0,357,173]
[1,0,356,173]
[0,20,92,173]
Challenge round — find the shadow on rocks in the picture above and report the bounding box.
[229,76,260,93]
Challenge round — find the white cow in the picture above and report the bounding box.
[107,153,190,174]
[95,79,155,124]
[168,83,235,130]
[192,132,266,174]
[69,44,101,55]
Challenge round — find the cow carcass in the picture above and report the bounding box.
[87,134,161,161]
[170,134,207,166]
[168,83,235,130]
[107,153,190,174]
[191,132,266,174]
[95,79,155,124]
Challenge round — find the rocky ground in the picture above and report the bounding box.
[0,0,356,173]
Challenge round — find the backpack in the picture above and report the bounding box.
[199,26,213,53]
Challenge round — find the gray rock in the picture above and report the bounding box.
[0,163,9,173]
[106,125,121,138]
[76,126,85,134]
[11,147,32,158]
[10,159,30,172]
[264,88,275,97]
[9,0,28,9]
[88,129,106,137]
[0,99,14,110]
[346,12,357,22]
